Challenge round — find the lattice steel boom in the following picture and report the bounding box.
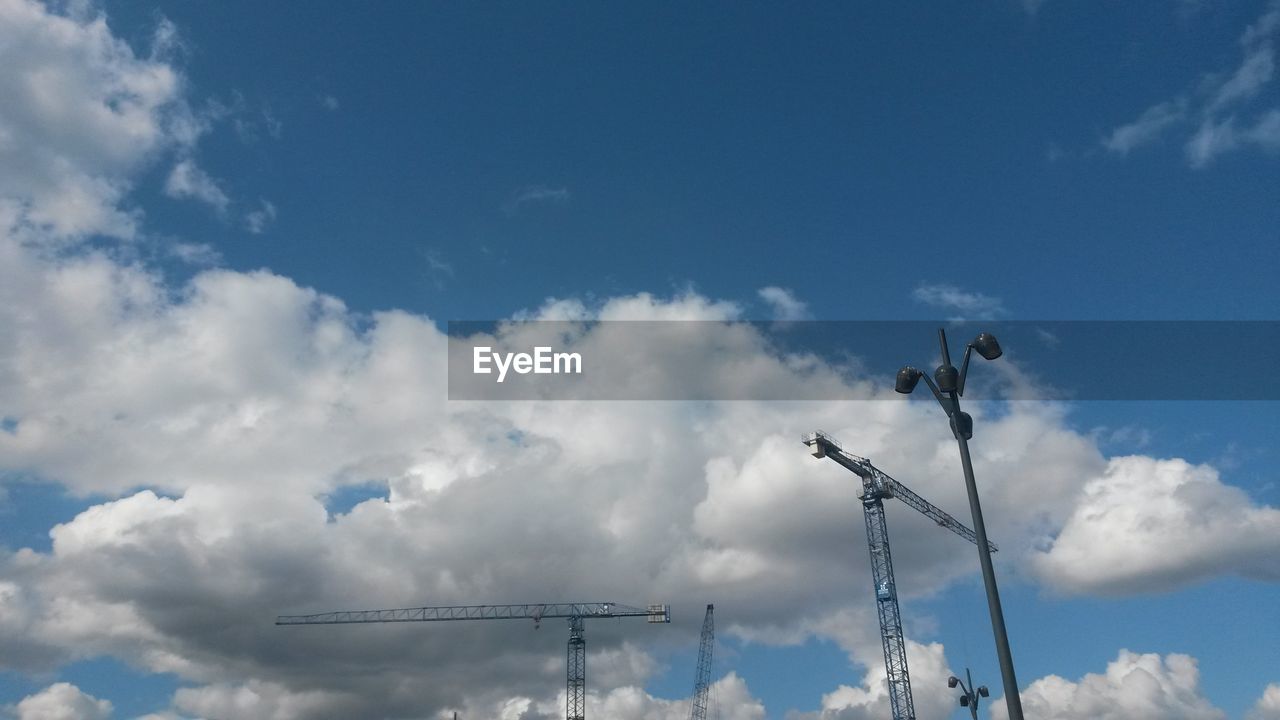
[277,602,670,720]
[689,604,714,720]
[804,431,995,720]
[275,602,666,625]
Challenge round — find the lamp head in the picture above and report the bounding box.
[947,676,959,689]
[960,696,970,707]
[972,332,1002,360]
[978,686,990,698]
[935,363,958,393]
[895,366,923,394]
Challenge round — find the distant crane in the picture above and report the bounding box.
[689,604,714,720]
[804,431,996,720]
[276,602,671,720]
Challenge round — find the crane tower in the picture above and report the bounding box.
[804,431,996,720]
[689,604,714,720]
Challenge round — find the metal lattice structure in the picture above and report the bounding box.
[689,604,714,720]
[804,431,995,720]
[567,616,586,720]
[277,602,670,720]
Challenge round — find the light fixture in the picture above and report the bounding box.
[895,366,923,394]
[972,332,1002,361]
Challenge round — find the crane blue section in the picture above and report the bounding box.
[689,604,714,720]
[804,431,994,720]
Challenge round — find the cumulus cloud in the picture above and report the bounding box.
[991,650,1225,720]
[1032,456,1280,594]
[6,231,1239,715]
[757,286,811,321]
[0,234,1105,716]
[172,680,348,720]
[911,283,1006,320]
[13,682,112,720]
[0,0,199,239]
[1250,684,1280,720]
[1104,1,1280,167]
[784,639,954,720]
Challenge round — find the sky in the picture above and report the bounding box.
[0,1,1279,719]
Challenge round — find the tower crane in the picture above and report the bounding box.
[803,431,997,720]
[276,602,671,720]
[689,604,714,720]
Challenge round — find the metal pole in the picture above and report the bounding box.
[954,432,1024,720]
[964,668,980,720]
[899,328,1023,719]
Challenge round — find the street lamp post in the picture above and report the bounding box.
[896,328,1024,720]
[948,668,990,720]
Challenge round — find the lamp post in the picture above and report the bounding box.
[896,328,1024,720]
[948,668,989,720]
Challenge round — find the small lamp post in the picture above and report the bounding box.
[948,668,990,720]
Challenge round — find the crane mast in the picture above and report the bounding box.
[277,602,670,720]
[804,432,995,720]
[689,604,714,720]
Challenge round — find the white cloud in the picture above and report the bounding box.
[169,241,222,266]
[245,199,277,234]
[0,212,1264,716]
[320,95,339,111]
[1249,684,1280,720]
[504,185,571,213]
[173,680,348,720]
[1185,116,1240,168]
[991,650,1225,720]
[1244,1,1280,50]
[1032,456,1280,594]
[8,226,1244,715]
[784,640,955,720]
[0,0,198,239]
[1207,44,1275,113]
[911,283,1006,320]
[13,682,112,720]
[1103,101,1186,155]
[1105,2,1280,167]
[1188,108,1280,166]
[0,242,1091,715]
[262,106,283,139]
[436,671,765,720]
[164,158,229,212]
[422,247,454,288]
[757,286,810,321]
[1249,108,1280,148]
[593,672,766,720]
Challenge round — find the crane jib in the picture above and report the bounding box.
[805,431,1000,720]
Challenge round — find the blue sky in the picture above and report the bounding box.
[1,1,1279,719]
